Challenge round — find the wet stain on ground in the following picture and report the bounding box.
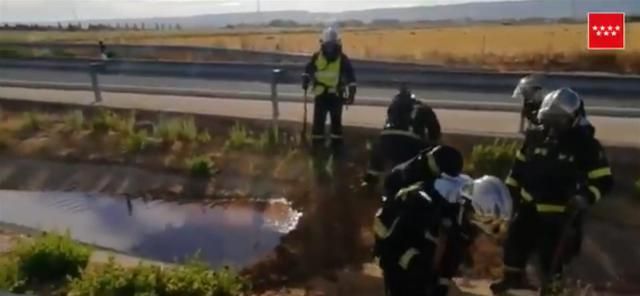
[0,190,301,268]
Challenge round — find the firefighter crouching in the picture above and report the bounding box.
[374,163,514,296]
[491,88,614,295]
[363,85,442,187]
[302,26,357,156]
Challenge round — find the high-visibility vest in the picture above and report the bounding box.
[313,53,341,95]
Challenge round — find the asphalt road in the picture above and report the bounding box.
[1,68,639,108]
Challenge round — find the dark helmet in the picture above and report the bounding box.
[537,88,582,132]
[513,74,549,121]
[427,145,464,178]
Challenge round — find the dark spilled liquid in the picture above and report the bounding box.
[0,190,302,268]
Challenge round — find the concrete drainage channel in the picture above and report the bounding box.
[0,190,302,268]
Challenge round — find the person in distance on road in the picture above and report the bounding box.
[362,84,442,187]
[302,26,357,157]
[491,88,613,295]
[374,172,513,296]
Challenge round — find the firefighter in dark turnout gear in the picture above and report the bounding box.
[382,145,463,200]
[491,88,614,295]
[512,74,595,136]
[302,26,357,155]
[363,86,442,186]
[512,74,549,133]
[374,171,514,296]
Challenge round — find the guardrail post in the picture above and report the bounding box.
[271,68,283,131]
[89,62,103,103]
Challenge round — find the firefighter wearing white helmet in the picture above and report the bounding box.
[373,170,514,296]
[512,74,596,136]
[302,26,357,158]
[512,74,550,133]
[492,88,613,295]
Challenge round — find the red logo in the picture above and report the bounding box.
[588,12,625,50]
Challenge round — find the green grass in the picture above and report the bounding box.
[67,256,248,296]
[185,155,216,177]
[224,122,255,151]
[224,123,284,153]
[90,109,120,133]
[154,117,201,144]
[122,130,151,154]
[466,139,519,179]
[63,110,86,133]
[0,232,91,292]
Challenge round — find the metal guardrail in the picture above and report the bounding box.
[2,56,640,98]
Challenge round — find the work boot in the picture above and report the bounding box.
[490,270,529,295]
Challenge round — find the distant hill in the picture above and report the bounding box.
[69,0,640,28]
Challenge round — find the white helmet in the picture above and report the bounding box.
[460,175,513,221]
[434,173,473,203]
[320,26,341,45]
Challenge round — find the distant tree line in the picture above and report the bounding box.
[0,22,183,31]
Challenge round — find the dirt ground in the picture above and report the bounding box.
[0,106,639,295]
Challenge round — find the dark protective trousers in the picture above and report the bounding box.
[368,132,427,176]
[503,204,583,281]
[383,266,449,296]
[312,93,344,152]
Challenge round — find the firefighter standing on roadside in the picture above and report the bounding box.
[302,26,357,156]
[491,88,614,295]
[362,85,442,187]
[373,144,514,296]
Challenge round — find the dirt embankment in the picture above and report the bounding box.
[0,100,639,295]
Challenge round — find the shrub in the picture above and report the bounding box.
[197,131,212,144]
[13,232,91,287]
[185,155,215,177]
[154,118,181,144]
[21,112,44,132]
[91,109,120,133]
[176,117,198,142]
[467,139,519,179]
[122,130,150,154]
[67,258,160,296]
[63,110,85,133]
[224,122,255,150]
[0,47,29,59]
[68,257,248,296]
[0,256,22,292]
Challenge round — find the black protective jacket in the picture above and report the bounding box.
[384,95,442,143]
[374,181,473,294]
[506,125,613,210]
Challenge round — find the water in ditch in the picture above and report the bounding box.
[0,190,302,268]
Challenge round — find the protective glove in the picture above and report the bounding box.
[567,194,590,212]
[301,74,310,91]
[345,85,356,105]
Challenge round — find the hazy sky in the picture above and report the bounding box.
[0,0,521,22]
